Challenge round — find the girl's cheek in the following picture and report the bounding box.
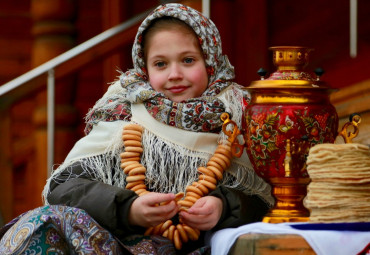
[191,68,208,90]
[149,74,165,91]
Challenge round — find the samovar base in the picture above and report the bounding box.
[263,177,311,223]
[263,215,309,223]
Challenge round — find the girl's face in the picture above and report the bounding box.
[146,27,208,102]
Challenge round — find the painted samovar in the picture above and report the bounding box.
[243,46,339,223]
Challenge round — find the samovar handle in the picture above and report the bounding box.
[220,112,244,158]
[338,113,361,143]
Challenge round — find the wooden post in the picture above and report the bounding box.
[30,0,78,208]
[102,0,128,89]
[0,110,13,225]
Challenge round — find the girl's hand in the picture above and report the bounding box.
[179,196,223,231]
[129,192,180,227]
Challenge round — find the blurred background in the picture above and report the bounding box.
[0,0,369,227]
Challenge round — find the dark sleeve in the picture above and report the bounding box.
[47,162,145,237]
[209,185,270,231]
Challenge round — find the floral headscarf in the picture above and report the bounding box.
[85,3,241,134]
[132,3,235,84]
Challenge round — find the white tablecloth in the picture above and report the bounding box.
[209,222,370,255]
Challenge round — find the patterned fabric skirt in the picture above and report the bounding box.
[0,205,210,255]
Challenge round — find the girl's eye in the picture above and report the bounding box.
[155,61,166,68]
[184,57,194,64]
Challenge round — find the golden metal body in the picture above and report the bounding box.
[262,177,311,223]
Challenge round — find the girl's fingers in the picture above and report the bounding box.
[179,215,213,230]
[129,193,180,227]
[180,211,210,224]
[180,211,218,230]
[142,192,176,206]
[186,206,209,215]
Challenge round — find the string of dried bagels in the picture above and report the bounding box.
[120,122,234,250]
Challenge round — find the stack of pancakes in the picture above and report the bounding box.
[304,143,370,222]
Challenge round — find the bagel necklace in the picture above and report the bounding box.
[120,113,241,250]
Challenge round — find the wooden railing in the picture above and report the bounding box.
[0,10,149,175]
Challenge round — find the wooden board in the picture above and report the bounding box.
[229,233,316,255]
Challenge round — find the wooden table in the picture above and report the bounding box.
[229,233,316,255]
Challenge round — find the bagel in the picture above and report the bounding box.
[206,165,223,180]
[122,134,142,142]
[208,155,228,169]
[184,195,197,203]
[128,166,146,175]
[168,225,176,241]
[176,224,188,243]
[135,188,147,195]
[183,225,199,241]
[162,229,169,238]
[122,129,142,137]
[198,174,217,184]
[124,124,143,132]
[177,199,194,208]
[185,191,201,199]
[120,161,141,169]
[186,185,203,196]
[126,175,145,182]
[123,140,142,147]
[131,184,147,192]
[120,151,141,158]
[160,220,173,234]
[152,222,163,235]
[213,153,231,168]
[206,159,224,171]
[215,146,232,158]
[179,207,189,212]
[192,181,209,195]
[122,162,143,174]
[120,156,141,163]
[197,166,216,177]
[124,146,144,153]
[174,229,182,250]
[198,179,217,190]
[175,192,185,201]
[125,181,143,189]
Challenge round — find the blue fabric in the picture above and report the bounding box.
[0,205,123,254]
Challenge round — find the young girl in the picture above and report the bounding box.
[0,3,272,254]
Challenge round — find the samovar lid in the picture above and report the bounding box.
[248,46,334,90]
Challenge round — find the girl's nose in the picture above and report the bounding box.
[168,64,183,80]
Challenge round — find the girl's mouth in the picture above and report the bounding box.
[168,86,188,93]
